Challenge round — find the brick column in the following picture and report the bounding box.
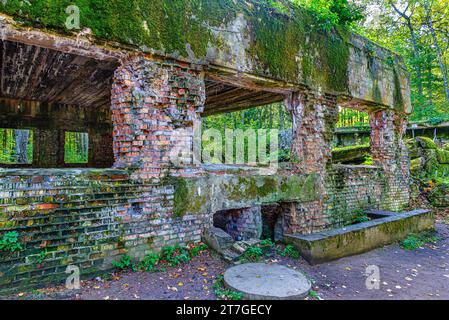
[286,91,338,234]
[369,109,410,210]
[110,54,205,179]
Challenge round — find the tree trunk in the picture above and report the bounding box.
[406,19,424,96]
[279,103,285,131]
[423,0,449,104]
[14,129,29,164]
[389,1,424,97]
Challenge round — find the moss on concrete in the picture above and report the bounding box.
[416,136,437,150]
[436,149,449,164]
[0,0,353,93]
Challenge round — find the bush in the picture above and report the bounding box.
[401,233,439,250]
[112,255,132,270]
[241,246,264,262]
[0,231,23,253]
[137,253,160,271]
[279,245,301,259]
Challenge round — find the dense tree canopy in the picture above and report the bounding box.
[356,0,449,123]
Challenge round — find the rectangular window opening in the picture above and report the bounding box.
[333,107,372,165]
[64,131,89,164]
[0,128,33,165]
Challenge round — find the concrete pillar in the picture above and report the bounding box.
[369,109,410,210]
[286,91,338,234]
[110,54,205,179]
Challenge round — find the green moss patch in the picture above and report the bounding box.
[416,136,437,150]
[436,149,449,164]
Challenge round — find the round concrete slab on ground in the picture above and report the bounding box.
[223,263,311,300]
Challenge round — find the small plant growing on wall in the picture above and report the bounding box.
[0,231,23,253]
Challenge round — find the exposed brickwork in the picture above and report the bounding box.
[287,91,339,234]
[111,55,205,179]
[370,110,410,210]
[213,207,262,241]
[0,168,208,292]
[325,165,387,228]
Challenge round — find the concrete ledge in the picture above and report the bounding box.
[284,209,435,265]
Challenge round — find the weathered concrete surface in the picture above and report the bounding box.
[171,171,320,217]
[202,227,234,254]
[0,0,411,114]
[223,263,311,300]
[284,210,435,265]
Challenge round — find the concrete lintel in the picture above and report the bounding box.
[0,15,124,62]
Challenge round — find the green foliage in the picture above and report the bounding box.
[278,244,301,259]
[0,231,23,253]
[259,238,275,248]
[362,154,373,165]
[308,290,322,299]
[137,253,160,271]
[401,233,439,250]
[294,0,364,30]
[112,244,209,272]
[337,108,369,128]
[213,274,243,300]
[188,243,208,257]
[202,103,292,164]
[352,212,370,224]
[0,129,33,165]
[35,249,48,264]
[161,245,191,267]
[240,246,264,262]
[358,0,449,122]
[112,255,132,270]
[64,131,88,164]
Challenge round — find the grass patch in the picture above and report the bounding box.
[401,233,439,250]
[111,243,208,272]
[212,274,243,301]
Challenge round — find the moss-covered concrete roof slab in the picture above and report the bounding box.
[0,0,411,114]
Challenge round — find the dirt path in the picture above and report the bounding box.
[6,224,449,300]
[297,224,449,300]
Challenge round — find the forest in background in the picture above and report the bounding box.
[205,0,448,134]
[1,1,448,165]
[0,129,88,165]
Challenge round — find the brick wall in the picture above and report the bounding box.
[110,54,205,179]
[213,207,262,241]
[0,169,207,292]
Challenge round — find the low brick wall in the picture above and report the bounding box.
[324,165,409,229]
[0,165,410,292]
[0,169,206,292]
